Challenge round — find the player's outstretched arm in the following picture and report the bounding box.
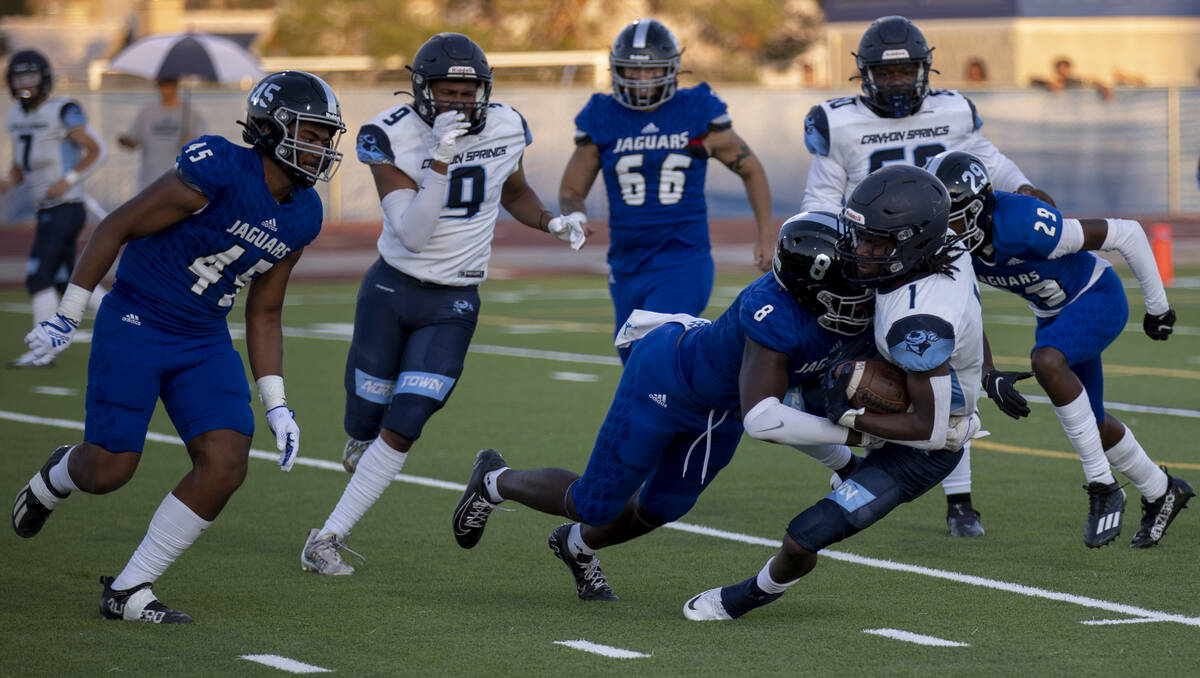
[502,158,586,249]
[706,128,773,271]
[246,249,303,471]
[1079,217,1174,339]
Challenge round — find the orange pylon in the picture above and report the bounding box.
[1150,222,1174,287]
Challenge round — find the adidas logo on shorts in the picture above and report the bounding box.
[649,393,668,408]
[121,313,141,326]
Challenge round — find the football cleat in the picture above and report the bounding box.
[452,448,506,549]
[1130,470,1195,548]
[99,576,193,624]
[548,523,618,601]
[301,528,362,576]
[1083,481,1126,548]
[12,445,72,538]
[947,501,985,538]
[684,587,734,621]
[7,349,53,369]
[341,438,371,474]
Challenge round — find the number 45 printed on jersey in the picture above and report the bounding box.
[182,141,276,307]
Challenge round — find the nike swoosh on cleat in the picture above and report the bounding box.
[686,595,702,610]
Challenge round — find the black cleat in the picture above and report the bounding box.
[947,501,984,538]
[452,449,507,549]
[548,523,618,601]
[1083,481,1126,548]
[1130,470,1195,548]
[12,445,71,538]
[99,576,193,624]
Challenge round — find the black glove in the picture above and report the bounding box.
[823,364,857,426]
[982,369,1034,420]
[1143,309,1175,341]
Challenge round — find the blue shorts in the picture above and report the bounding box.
[343,259,479,442]
[609,257,713,361]
[84,294,253,453]
[1034,267,1127,421]
[571,323,742,526]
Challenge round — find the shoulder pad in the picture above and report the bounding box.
[59,100,86,128]
[357,123,394,165]
[804,105,830,156]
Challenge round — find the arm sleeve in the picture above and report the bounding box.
[743,396,851,446]
[1101,218,1169,314]
[1047,218,1085,259]
[381,168,449,253]
[899,374,951,450]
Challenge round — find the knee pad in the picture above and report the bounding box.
[569,478,627,527]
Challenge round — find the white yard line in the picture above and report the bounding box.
[4,408,1199,629]
[553,639,651,659]
[238,654,331,674]
[861,628,969,647]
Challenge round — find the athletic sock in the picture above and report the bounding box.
[1104,425,1168,501]
[1053,393,1115,485]
[567,522,595,559]
[320,437,407,538]
[755,557,801,594]
[941,444,973,495]
[483,467,508,503]
[111,492,211,591]
[47,446,79,496]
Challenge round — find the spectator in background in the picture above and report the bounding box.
[965,57,987,83]
[118,78,206,191]
[1032,57,1113,101]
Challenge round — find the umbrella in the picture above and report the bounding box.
[108,32,263,83]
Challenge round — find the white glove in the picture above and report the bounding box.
[944,410,988,451]
[430,111,469,164]
[24,313,78,364]
[265,405,300,471]
[547,211,587,250]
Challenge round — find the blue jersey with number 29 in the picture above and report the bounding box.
[112,135,323,329]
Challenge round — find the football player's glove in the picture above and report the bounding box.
[823,365,864,428]
[547,211,587,250]
[266,406,300,472]
[944,411,985,451]
[24,313,78,364]
[982,369,1033,419]
[1143,308,1175,341]
[430,111,469,164]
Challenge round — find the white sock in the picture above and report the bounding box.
[1053,393,1115,485]
[756,557,801,594]
[112,492,211,590]
[88,285,107,311]
[483,467,508,503]
[792,443,852,470]
[1105,426,1168,501]
[48,446,79,495]
[31,288,58,325]
[320,437,407,538]
[941,444,972,495]
[567,523,595,558]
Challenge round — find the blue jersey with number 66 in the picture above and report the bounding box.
[111,135,323,329]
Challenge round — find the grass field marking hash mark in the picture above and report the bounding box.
[553,640,651,659]
[238,654,332,674]
[861,628,969,647]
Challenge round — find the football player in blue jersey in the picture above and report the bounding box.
[2,49,107,367]
[927,150,1193,549]
[449,212,914,602]
[299,33,586,576]
[684,165,986,621]
[558,18,776,362]
[800,15,1056,538]
[10,71,346,623]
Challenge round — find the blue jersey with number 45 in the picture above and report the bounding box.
[972,191,1108,317]
[575,83,730,273]
[112,135,323,329]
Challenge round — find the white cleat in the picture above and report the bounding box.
[301,528,360,576]
[683,587,733,621]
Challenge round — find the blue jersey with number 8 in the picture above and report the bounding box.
[111,135,323,329]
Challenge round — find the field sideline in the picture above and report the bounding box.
[1,271,1199,676]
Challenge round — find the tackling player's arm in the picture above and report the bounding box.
[846,361,953,449]
[705,128,773,272]
[45,125,105,201]
[738,337,871,447]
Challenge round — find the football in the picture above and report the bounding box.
[832,358,911,414]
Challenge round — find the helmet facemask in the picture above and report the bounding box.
[861,60,929,118]
[266,107,345,188]
[611,59,679,110]
[414,75,492,134]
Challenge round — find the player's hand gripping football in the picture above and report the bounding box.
[266,406,300,472]
[24,313,78,365]
[547,211,587,250]
[1143,308,1175,341]
[430,111,469,165]
[823,365,865,428]
[982,369,1034,419]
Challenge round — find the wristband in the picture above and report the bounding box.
[64,170,80,185]
[256,375,287,411]
[57,283,91,324]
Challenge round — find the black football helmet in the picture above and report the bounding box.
[837,164,951,288]
[773,211,873,336]
[854,16,933,118]
[924,150,994,255]
[241,71,346,189]
[409,33,493,134]
[6,49,52,108]
[610,19,681,110]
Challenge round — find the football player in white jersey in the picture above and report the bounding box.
[300,33,586,575]
[2,49,107,367]
[800,16,1051,537]
[684,165,985,621]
